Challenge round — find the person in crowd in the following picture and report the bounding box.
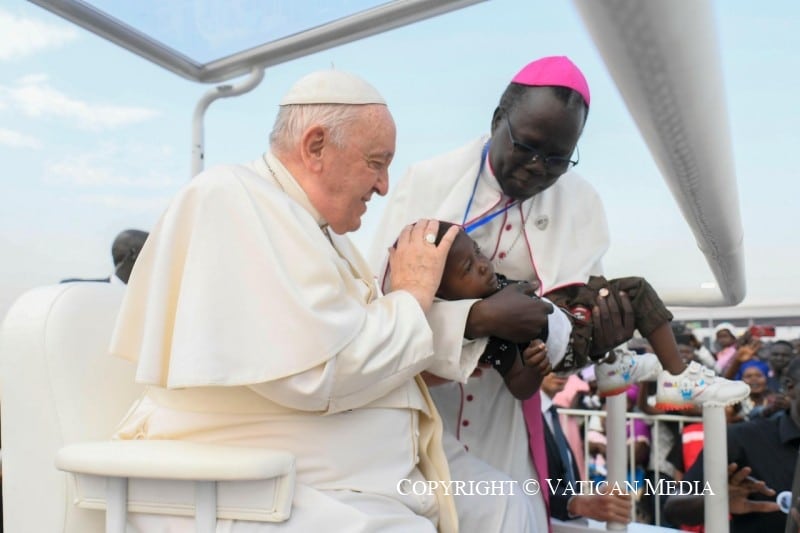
[727,360,787,423]
[672,323,717,369]
[552,371,590,476]
[714,322,740,373]
[664,357,800,532]
[61,228,148,284]
[792,339,800,357]
[109,69,549,532]
[723,334,763,380]
[766,341,797,393]
[667,463,781,532]
[540,372,633,524]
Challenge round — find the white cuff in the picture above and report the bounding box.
[543,300,572,368]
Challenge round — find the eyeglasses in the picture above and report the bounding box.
[504,115,579,174]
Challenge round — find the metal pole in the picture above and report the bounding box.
[703,405,729,533]
[605,394,627,531]
[191,66,265,177]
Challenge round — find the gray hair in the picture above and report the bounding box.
[269,104,365,153]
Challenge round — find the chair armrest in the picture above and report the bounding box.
[57,441,294,481]
[56,440,296,523]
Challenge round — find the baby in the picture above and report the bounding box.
[433,221,749,409]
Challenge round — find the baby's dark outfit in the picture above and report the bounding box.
[479,275,673,374]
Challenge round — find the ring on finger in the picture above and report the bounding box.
[425,233,436,244]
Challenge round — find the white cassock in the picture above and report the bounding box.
[370,135,610,531]
[110,152,536,532]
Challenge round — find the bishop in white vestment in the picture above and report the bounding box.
[370,56,609,532]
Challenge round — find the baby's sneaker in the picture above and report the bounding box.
[596,348,661,397]
[655,361,750,410]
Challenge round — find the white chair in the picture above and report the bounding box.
[0,283,295,532]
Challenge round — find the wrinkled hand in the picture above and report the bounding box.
[466,281,553,342]
[727,463,779,515]
[571,493,632,524]
[522,339,551,375]
[388,219,459,313]
[591,291,634,357]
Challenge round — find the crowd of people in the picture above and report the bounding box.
[89,56,800,532]
[544,324,800,532]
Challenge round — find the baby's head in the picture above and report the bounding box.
[435,221,499,300]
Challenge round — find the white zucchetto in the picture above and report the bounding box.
[280,70,386,106]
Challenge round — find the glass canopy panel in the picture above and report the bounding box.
[87,0,391,64]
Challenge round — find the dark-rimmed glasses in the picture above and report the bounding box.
[505,115,579,174]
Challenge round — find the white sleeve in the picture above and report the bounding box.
[543,302,572,367]
[423,299,488,383]
[249,291,443,414]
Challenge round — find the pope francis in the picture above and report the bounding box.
[109,70,540,532]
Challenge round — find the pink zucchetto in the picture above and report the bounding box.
[511,56,590,107]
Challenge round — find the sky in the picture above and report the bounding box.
[1,0,799,319]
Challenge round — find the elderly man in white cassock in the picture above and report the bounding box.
[110,70,550,532]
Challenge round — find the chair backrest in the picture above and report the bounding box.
[0,283,143,532]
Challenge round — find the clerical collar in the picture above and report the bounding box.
[481,136,505,196]
[256,152,327,228]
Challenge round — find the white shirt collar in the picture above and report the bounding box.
[540,390,555,414]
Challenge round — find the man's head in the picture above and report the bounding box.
[112,229,148,284]
[269,70,395,234]
[541,372,569,399]
[673,322,701,348]
[769,340,796,375]
[677,343,697,365]
[714,322,737,349]
[434,221,498,301]
[488,56,589,201]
